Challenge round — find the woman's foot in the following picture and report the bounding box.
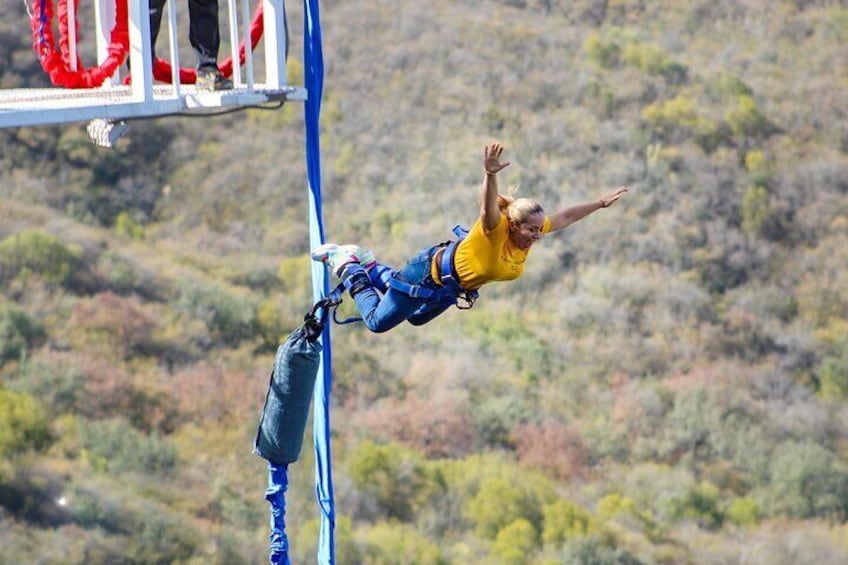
[310,243,362,277]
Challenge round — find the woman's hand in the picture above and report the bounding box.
[483,142,510,175]
[599,185,629,208]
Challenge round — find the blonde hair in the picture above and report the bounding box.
[498,186,544,224]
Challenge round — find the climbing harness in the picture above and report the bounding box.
[385,224,479,310]
[310,283,362,326]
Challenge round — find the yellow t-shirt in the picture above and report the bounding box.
[449,214,551,290]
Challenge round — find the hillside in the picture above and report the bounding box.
[2,0,848,563]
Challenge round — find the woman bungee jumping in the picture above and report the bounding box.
[312,141,628,333]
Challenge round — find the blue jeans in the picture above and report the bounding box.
[348,245,454,333]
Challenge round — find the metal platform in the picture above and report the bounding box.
[1,0,299,130]
[0,84,307,128]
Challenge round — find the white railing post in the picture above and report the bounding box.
[94,0,118,85]
[262,0,287,88]
[128,0,154,102]
[241,0,254,89]
[227,0,241,85]
[166,0,181,96]
[68,0,78,71]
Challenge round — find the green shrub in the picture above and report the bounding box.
[123,504,203,562]
[0,388,51,456]
[0,229,82,288]
[819,354,848,400]
[645,143,685,172]
[642,95,724,150]
[347,440,431,521]
[542,499,594,547]
[95,251,141,294]
[255,298,290,349]
[277,254,312,293]
[621,42,687,83]
[370,207,408,240]
[77,417,177,475]
[559,535,641,565]
[492,518,538,565]
[215,483,265,529]
[7,352,88,416]
[744,149,773,186]
[114,211,145,240]
[709,73,753,100]
[580,79,617,118]
[672,480,724,529]
[466,475,552,540]
[9,351,177,432]
[726,497,760,526]
[0,520,127,564]
[291,516,359,565]
[759,441,848,519]
[176,280,258,346]
[643,95,700,131]
[62,480,202,562]
[584,33,621,68]
[362,521,447,565]
[725,95,769,138]
[596,494,638,524]
[466,311,552,377]
[815,321,848,400]
[741,184,771,237]
[0,302,45,364]
[472,395,530,449]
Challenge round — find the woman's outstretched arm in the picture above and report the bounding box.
[480,142,510,233]
[548,185,629,232]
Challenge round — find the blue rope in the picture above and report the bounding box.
[303,0,334,563]
[265,463,292,565]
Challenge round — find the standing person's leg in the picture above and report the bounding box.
[147,0,168,60]
[188,0,232,89]
[188,0,221,70]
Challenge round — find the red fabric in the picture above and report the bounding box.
[30,0,129,88]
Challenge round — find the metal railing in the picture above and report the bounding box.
[0,0,304,130]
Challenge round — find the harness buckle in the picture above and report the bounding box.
[307,284,363,328]
[455,292,477,310]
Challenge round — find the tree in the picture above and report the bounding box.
[759,441,848,520]
[492,518,539,565]
[362,521,447,565]
[466,476,552,540]
[0,388,51,456]
[542,499,594,547]
[347,440,432,521]
[512,420,589,481]
[0,302,44,364]
[0,230,82,289]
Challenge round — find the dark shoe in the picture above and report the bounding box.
[196,67,233,91]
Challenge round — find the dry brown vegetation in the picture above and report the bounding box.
[2,0,848,563]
